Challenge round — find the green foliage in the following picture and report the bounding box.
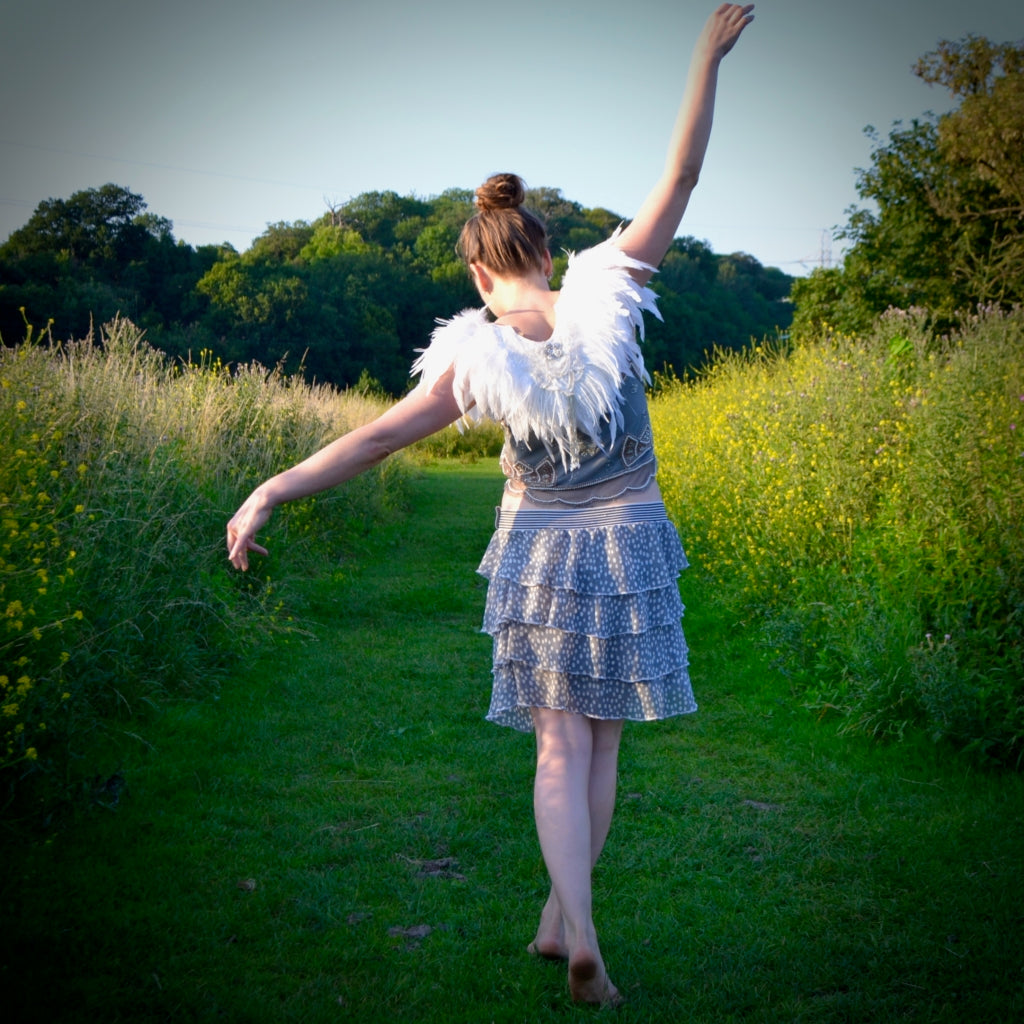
[2,182,792,393]
[792,35,1024,334]
[411,419,506,462]
[2,183,156,266]
[0,317,405,814]
[651,307,1024,765]
[0,184,224,349]
[646,239,792,373]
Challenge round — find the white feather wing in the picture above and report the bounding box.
[410,236,660,467]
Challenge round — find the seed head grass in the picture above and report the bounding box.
[651,306,1024,764]
[0,317,403,812]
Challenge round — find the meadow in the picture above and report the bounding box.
[0,312,1022,1021]
[0,318,403,811]
[651,306,1024,765]
[3,307,1022,806]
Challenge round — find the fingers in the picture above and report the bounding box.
[227,526,269,572]
[226,492,273,571]
[228,540,268,572]
[227,528,246,570]
[720,3,754,29]
[706,3,754,57]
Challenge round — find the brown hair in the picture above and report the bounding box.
[457,173,548,277]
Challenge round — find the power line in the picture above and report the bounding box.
[793,229,839,272]
[0,138,334,194]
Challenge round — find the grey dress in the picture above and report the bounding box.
[411,235,696,732]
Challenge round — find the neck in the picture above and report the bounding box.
[485,271,553,319]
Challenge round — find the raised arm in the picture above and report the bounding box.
[226,372,462,570]
[616,3,754,281]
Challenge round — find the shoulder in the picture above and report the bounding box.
[411,307,490,381]
[562,231,657,288]
[557,232,663,339]
[410,308,536,419]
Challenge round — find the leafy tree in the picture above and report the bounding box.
[3,181,792,390]
[247,221,315,262]
[792,35,1024,335]
[640,238,792,372]
[916,36,1024,306]
[335,191,431,251]
[0,184,217,345]
[2,184,152,267]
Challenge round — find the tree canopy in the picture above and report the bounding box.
[792,34,1024,335]
[1,183,792,393]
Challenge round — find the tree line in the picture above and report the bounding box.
[792,34,1024,334]
[0,184,793,394]
[3,32,1020,387]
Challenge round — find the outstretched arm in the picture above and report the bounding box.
[616,3,754,281]
[226,372,463,570]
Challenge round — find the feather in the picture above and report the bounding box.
[410,235,660,470]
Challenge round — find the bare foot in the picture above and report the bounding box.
[527,894,569,960]
[568,951,622,1007]
[527,938,569,960]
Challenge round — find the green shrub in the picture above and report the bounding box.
[411,418,505,462]
[651,307,1024,765]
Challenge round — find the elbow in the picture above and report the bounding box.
[365,438,395,468]
[364,421,418,466]
[351,419,403,471]
[675,167,700,193]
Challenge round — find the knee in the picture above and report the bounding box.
[590,719,623,753]
[535,730,573,770]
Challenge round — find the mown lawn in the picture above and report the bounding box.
[2,462,1022,1023]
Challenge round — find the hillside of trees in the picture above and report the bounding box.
[0,184,793,393]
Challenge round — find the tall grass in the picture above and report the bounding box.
[5,301,1021,820]
[651,306,1024,764]
[0,317,404,814]
[410,418,505,462]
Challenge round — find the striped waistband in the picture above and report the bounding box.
[494,501,669,531]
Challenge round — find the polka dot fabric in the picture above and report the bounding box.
[478,513,697,732]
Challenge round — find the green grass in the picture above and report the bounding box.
[2,462,1022,1022]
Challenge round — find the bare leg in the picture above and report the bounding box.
[529,715,623,960]
[530,707,624,1005]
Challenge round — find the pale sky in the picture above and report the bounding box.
[1,0,1021,275]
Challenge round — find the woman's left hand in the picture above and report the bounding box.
[699,3,755,62]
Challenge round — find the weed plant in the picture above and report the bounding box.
[650,306,1024,764]
[0,318,404,815]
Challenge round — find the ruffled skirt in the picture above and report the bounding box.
[478,502,697,732]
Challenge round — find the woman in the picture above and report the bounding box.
[228,4,753,1005]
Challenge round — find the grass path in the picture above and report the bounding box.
[2,463,1023,1023]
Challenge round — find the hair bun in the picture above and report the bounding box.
[474,173,526,212]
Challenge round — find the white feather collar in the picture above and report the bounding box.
[410,234,660,470]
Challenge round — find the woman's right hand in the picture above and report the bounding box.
[227,489,272,571]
